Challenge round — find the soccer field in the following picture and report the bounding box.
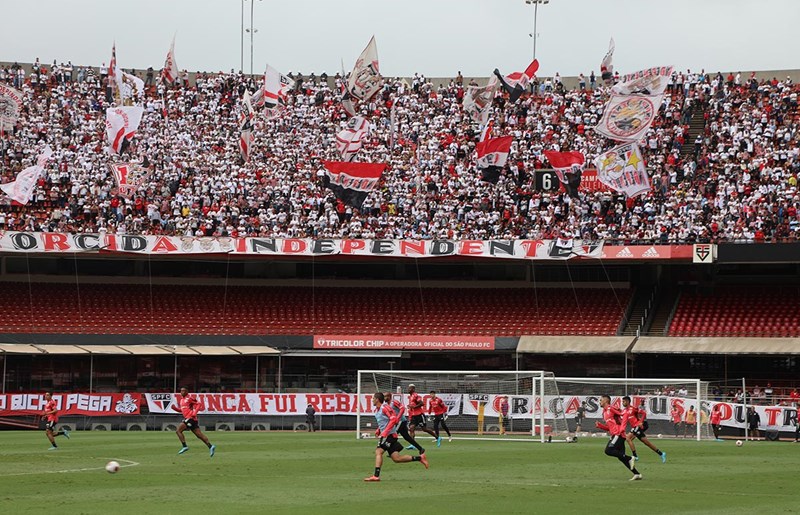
[0,431,794,514]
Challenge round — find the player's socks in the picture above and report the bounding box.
[630,465,640,475]
[632,451,638,460]
[374,467,381,477]
[411,456,421,462]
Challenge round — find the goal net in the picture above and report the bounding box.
[356,370,568,442]
[554,377,713,441]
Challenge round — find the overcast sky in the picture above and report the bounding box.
[1,0,798,78]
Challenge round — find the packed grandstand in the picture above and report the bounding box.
[1,59,798,243]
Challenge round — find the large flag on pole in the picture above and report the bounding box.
[105,106,144,154]
[347,36,381,101]
[476,135,513,168]
[336,116,369,161]
[600,38,615,85]
[463,77,497,125]
[611,66,674,96]
[322,161,386,208]
[0,146,52,204]
[162,36,179,84]
[260,64,294,118]
[543,150,585,198]
[239,90,256,162]
[594,94,661,142]
[110,162,151,198]
[476,135,513,184]
[0,84,23,131]
[493,59,538,103]
[593,142,651,197]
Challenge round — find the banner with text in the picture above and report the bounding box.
[0,393,141,417]
[0,232,604,261]
[314,335,495,351]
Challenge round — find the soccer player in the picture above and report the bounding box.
[575,401,587,432]
[710,404,723,441]
[364,392,428,482]
[428,391,452,446]
[670,405,682,437]
[596,395,642,480]
[41,392,70,450]
[384,392,426,454]
[684,405,697,438]
[622,397,666,463]
[172,387,216,457]
[406,384,437,446]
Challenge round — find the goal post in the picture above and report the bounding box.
[552,377,711,441]
[356,370,568,442]
[356,371,712,442]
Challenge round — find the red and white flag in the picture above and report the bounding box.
[0,84,23,131]
[162,36,179,84]
[110,162,151,198]
[0,146,52,204]
[322,161,386,207]
[239,90,256,162]
[260,64,294,118]
[336,116,369,161]
[544,150,585,197]
[493,59,538,102]
[476,135,513,168]
[463,77,497,125]
[105,106,144,154]
[593,142,651,197]
[347,36,381,101]
[600,38,615,84]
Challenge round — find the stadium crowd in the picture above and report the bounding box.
[1,60,799,243]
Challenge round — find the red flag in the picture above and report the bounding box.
[322,161,386,208]
[543,150,585,197]
[476,136,513,168]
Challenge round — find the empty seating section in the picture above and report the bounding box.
[668,288,800,337]
[0,283,630,336]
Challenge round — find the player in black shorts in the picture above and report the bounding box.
[364,392,429,482]
[623,398,666,463]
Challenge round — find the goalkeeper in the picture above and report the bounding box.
[428,391,452,446]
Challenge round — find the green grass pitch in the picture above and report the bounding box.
[0,431,795,514]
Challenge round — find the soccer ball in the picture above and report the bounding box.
[565,436,573,443]
[105,461,120,474]
[657,434,663,439]
[736,440,743,447]
[360,432,371,439]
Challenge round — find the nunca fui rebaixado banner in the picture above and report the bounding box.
[0,232,603,261]
[0,393,141,417]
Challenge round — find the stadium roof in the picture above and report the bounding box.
[633,337,800,355]
[0,344,279,355]
[516,336,634,354]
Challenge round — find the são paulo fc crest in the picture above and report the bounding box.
[605,97,656,139]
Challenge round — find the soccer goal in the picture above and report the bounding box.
[356,370,568,442]
[553,377,713,441]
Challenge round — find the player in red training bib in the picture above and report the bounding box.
[428,391,452,446]
[406,384,437,448]
[364,392,429,482]
[622,397,666,463]
[41,392,70,450]
[172,387,216,457]
[596,395,642,480]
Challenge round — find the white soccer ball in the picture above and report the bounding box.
[566,436,573,443]
[736,440,743,447]
[105,461,120,474]
[657,434,663,439]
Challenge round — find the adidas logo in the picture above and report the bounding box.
[642,246,660,258]
[616,247,634,258]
